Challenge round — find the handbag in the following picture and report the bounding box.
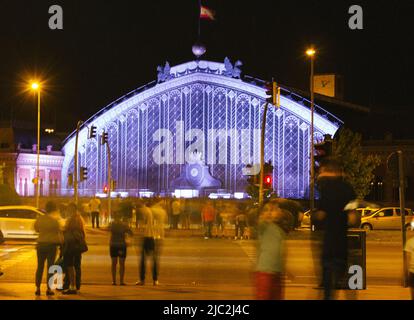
[79,237,88,253]
[72,230,88,253]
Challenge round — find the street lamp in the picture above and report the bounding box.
[306,48,316,213]
[30,82,41,208]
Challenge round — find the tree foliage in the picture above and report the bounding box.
[0,184,21,206]
[333,128,381,200]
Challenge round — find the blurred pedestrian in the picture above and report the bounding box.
[136,199,166,286]
[34,201,63,296]
[62,204,88,295]
[81,202,91,226]
[89,195,101,228]
[119,198,134,228]
[255,200,293,300]
[109,212,133,285]
[181,199,192,230]
[404,235,414,300]
[235,206,248,240]
[201,200,215,239]
[215,204,225,238]
[316,159,355,300]
[171,198,181,229]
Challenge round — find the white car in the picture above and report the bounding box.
[360,207,413,231]
[0,206,45,240]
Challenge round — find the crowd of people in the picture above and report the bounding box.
[30,158,410,300]
[34,197,167,296]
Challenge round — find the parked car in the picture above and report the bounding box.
[0,206,45,240]
[356,207,378,217]
[360,207,413,231]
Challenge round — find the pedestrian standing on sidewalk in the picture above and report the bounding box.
[89,195,101,228]
[34,201,64,296]
[201,200,215,239]
[234,207,248,240]
[181,199,192,230]
[316,159,355,300]
[404,235,414,300]
[215,204,225,238]
[171,197,181,230]
[255,200,293,300]
[62,204,88,295]
[109,212,133,285]
[136,199,166,286]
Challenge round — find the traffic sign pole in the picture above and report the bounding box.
[398,150,408,287]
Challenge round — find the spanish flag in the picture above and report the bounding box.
[200,6,215,20]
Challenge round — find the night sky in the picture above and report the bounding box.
[0,0,413,138]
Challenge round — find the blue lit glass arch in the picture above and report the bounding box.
[62,60,341,198]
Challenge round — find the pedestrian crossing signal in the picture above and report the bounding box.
[80,167,88,182]
[101,132,108,145]
[89,126,97,139]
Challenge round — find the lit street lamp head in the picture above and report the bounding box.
[31,82,40,90]
[306,48,316,57]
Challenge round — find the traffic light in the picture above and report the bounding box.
[111,179,116,190]
[103,184,108,193]
[89,125,97,139]
[265,81,277,106]
[101,132,108,145]
[264,174,272,189]
[67,173,74,187]
[314,135,333,169]
[263,161,274,190]
[80,167,88,182]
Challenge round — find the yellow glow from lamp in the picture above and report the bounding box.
[31,82,40,91]
[306,49,316,57]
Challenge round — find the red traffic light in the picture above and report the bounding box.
[264,175,272,187]
[103,185,108,193]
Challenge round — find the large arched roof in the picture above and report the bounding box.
[62,59,342,162]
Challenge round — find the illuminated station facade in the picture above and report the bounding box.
[62,59,341,199]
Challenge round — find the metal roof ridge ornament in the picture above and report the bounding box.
[223,57,243,79]
[157,61,174,84]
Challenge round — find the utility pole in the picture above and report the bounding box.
[398,150,408,287]
[74,120,83,205]
[101,131,112,221]
[259,103,269,207]
[259,81,279,206]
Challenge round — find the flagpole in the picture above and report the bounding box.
[198,0,202,39]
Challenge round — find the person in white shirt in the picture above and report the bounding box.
[136,198,166,286]
[89,196,101,228]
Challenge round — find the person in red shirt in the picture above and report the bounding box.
[201,201,215,239]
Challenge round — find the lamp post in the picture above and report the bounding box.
[306,48,316,213]
[31,82,41,208]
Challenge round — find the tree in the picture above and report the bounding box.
[332,128,381,200]
[0,184,21,206]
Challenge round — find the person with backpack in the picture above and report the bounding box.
[62,203,88,295]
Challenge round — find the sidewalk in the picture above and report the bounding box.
[0,281,410,300]
[85,225,412,244]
